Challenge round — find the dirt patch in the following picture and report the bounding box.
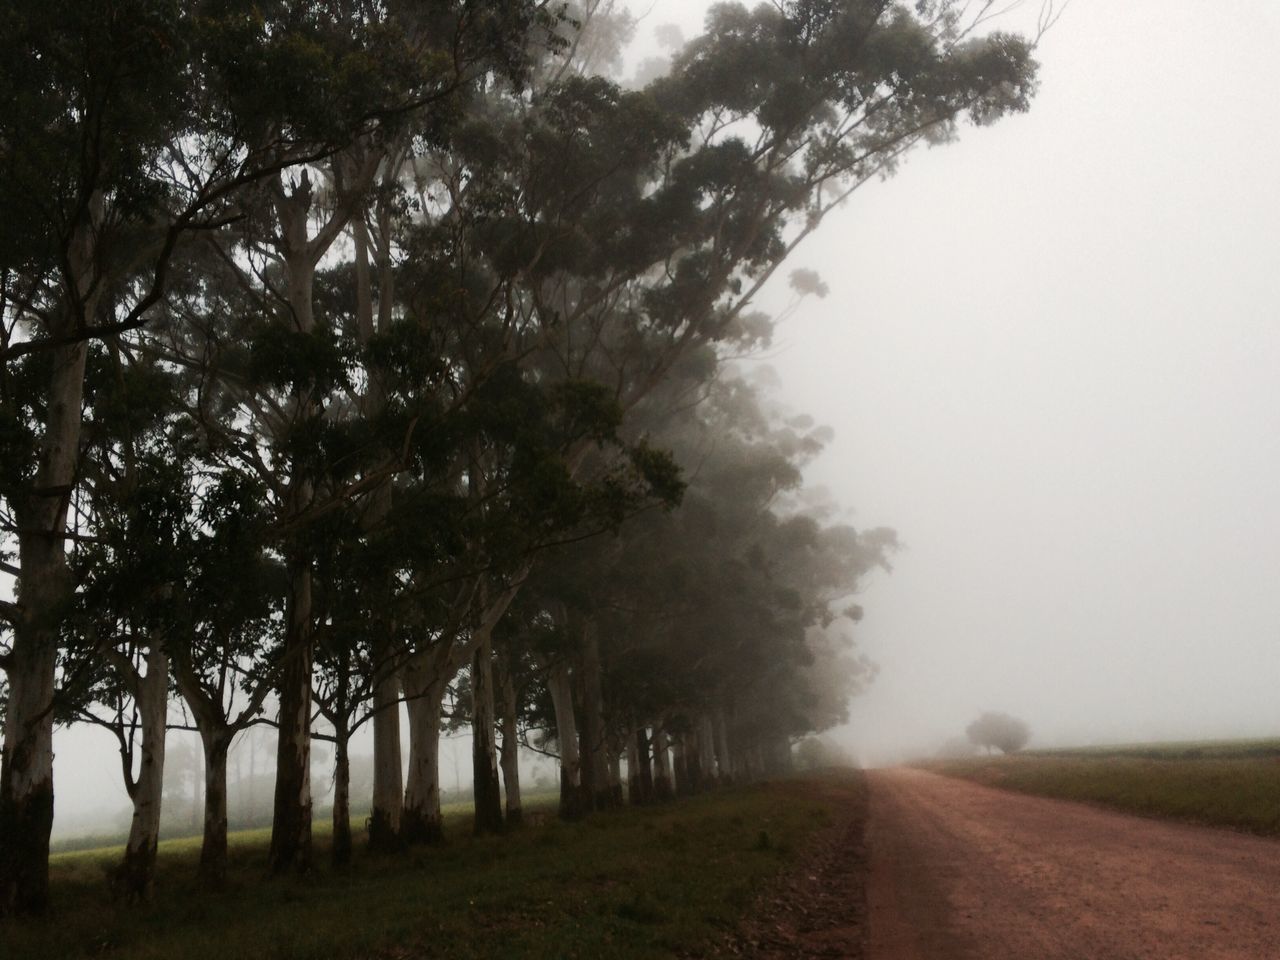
[866,767,1280,960]
[707,775,870,959]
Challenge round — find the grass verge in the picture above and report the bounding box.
[1026,737,1280,761]
[928,752,1280,836]
[2,774,864,960]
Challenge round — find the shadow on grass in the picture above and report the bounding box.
[4,775,866,960]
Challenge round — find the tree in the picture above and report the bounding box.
[0,0,1047,911]
[966,712,1031,754]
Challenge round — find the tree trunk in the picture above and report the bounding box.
[119,646,169,902]
[356,207,403,854]
[712,710,732,785]
[401,662,446,845]
[332,730,352,868]
[0,332,91,916]
[0,206,103,916]
[577,618,611,810]
[0,616,59,918]
[470,630,504,836]
[688,727,707,792]
[198,728,231,887]
[634,726,654,804]
[266,183,324,876]
[607,736,623,807]
[673,732,692,796]
[368,662,404,853]
[546,662,584,820]
[699,716,719,786]
[496,655,523,828]
[269,558,314,874]
[651,726,673,802]
[626,725,642,805]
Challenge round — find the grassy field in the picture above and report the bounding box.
[2,774,863,960]
[929,739,1280,836]
[1027,737,1280,761]
[47,792,542,859]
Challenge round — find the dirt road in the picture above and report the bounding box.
[867,768,1280,960]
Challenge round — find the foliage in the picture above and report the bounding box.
[795,736,856,770]
[966,711,1031,754]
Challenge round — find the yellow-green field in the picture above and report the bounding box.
[930,739,1280,836]
[5,775,865,960]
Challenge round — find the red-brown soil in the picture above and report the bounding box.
[866,767,1280,960]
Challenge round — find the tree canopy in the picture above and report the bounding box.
[0,0,1041,915]
[967,712,1032,754]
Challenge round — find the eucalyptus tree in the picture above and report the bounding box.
[344,50,694,838]
[61,334,283,891]
[471,0,1038,810]
[56,344,192,900]
[0,0,207,914]
[438,366,684,834]
[0,0,566,908]
[169,474,283,887]
[300,0,1038,834]
[490,606,544,826]
[144,0,571,873]
[545,358,893,799]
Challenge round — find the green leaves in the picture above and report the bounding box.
[246,323,352,396]
[0,0,190,273]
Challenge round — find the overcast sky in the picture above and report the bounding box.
[638,0,1280,762]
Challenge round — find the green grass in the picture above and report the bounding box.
[48,793,547,860]
[929,746,1280,836]
[3,775,862,960]
[1026,737,1280,761]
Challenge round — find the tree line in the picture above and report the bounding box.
[0,0,1039,915]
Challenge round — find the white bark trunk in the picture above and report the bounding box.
[1,211,99,915]
[652,725,673,801]
[470,625,503,835]
[626,725,642,804]
[546,662,583,819]
[713,709,732,783]
[577,617,610,809]
[369,666,404,849]
[402,658,447,844]
[496,655,522,826]
[120,645,168,901]
[699,716,718,784]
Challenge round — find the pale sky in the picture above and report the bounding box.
[639,0,1280,762]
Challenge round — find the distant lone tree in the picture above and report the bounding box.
[966,712,1031,754]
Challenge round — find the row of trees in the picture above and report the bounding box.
[0,0,1039,915]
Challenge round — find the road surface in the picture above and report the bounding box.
[866,768,1280,960]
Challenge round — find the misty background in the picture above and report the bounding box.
[645,0,1280,763]
[49,0,1280,828]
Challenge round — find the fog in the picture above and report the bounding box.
[37,0,1280,829]
[636,0,1280,764]
[51,717,558,837]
